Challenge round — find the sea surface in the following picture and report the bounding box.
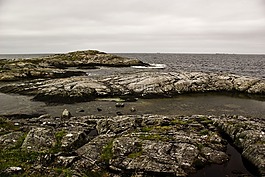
[1,53,264,79]
[117,53,265,79]
[0,53,264,176]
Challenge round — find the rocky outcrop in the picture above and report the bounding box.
[46,50,146,68]
[1,113,262,176]
[0,59,86,81]
[0,50,147,81]
[0,71,264,103]
[213,115,265,176]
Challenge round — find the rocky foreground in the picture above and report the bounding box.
[1,113,264,177]
[0,71,264,103]
[0,50,264,176]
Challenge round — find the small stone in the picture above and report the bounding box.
[79,109,85,112]
[130,107,136,112]
[115,103,125,108]
[61,109,72,119]
[97,108,102,112]
[116,111,123,116]
[4,167,23,174]
[38,114,52,119]
[56,156,78,167]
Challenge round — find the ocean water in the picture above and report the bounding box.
[117,53,265,79]
[0,53,52,60]
[0,53,264,79]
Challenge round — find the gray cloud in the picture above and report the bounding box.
[0,0,265,53]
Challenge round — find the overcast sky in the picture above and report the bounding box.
[0,0,265,54]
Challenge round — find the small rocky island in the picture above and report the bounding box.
[0,50,264,177]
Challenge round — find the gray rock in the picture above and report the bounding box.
[0,131,24,149]
[61,109,72,119]
[0,113,263,176]
[75,134,115,167]
[4,166,23,175]
[1,71,264,103]
[22,127,56,152]
[213,115,265,176]
[201,147,229,164]
[96,116,136,134]
[55,156,79,167]
[60,128,96,151]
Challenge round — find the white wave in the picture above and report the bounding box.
[132,63,166,69]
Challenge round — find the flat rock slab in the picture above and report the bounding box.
[0,71,264,103]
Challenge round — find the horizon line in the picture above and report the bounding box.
[0,51,265,55]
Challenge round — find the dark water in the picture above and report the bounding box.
[117,53,265,79]
[188,143,257,177]
[0,53,264,176]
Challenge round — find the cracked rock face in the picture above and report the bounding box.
[213,115,265,176]
[21,127,56,152]
[0,113,263,176]
[0,71,264,103]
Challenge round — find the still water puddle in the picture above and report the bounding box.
[188,143,258,177]
[0,92,264,118]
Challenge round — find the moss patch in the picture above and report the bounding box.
[50,130,67,153]
[100,140,114,164]
[0,149,40,176]
[0,117,20,135]
[199,129,209,136]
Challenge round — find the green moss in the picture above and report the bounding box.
[171,119,188,125]
[139,134,163,141]
[154,126,172,132]
[100,140,114,164]
[128,142,143,159]
[55,130,66,141]
[0,117,20,135]
[199,129,209,135]
[200,120,214,125]
[0,130,41,176]
[50,130,67,153]
[196,143,204,151]
[0,149,40,175]
[13,133,27,149]
[198,116,214,125]
[128,150,143,159]
[83,170,110,177]
[141,126,153,132]
[54,168,73,177]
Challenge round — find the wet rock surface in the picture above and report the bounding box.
[1,113,263,176]
[213,115,265,176]
[0,71,264,103]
